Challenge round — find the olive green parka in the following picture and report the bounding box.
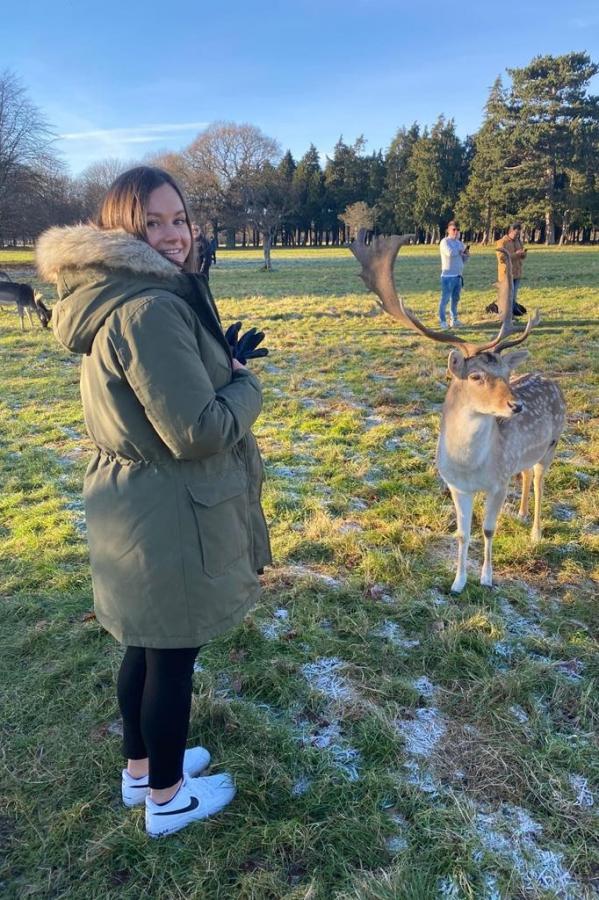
[36,225,271,648]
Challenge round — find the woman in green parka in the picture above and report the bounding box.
[36,166,271,838]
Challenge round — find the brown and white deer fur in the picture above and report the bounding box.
[350,231,566,593]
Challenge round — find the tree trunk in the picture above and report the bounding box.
[262,231,272,270]
[226,227,235,249]
[545,166,556,245]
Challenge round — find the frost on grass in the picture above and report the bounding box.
[396,707,447,757]
[348,497,368,512]
[269,464,310,480]
[59,426,84,441]
[291,775,312,796]
[552,503,577,521]
[474,804,581,898]
[412,676,437,699]
[297,717,361,782]
[259,608,291,641]
[509,704,529,724]
[385,812,410,853]
[568,774,594,808]
[438,875,461,898]
[498,597,545,639]
[282,564,343,589]
[402,758,442,795]
[366,583,396,604]
[64,498,86,536]
[370,620,420,650]
[301,658,354,702]
[363,414,385,429]
[338,521,363,534]
[298,719,360,781]
[298,659,361,780]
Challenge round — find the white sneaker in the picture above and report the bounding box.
[439,321,449,330]
[122,745,211,807]
[145,772,236,838]
[450,318,463,328]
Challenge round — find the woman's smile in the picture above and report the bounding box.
[145,183,192,266]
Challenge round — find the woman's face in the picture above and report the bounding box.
[145,183,192,267]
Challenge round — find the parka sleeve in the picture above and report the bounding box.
[115,294,263,459]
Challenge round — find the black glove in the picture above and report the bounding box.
[224,321,242,356]
[485,301,499,314]
[224,321,269,365]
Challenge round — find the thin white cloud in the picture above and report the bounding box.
[60,121,208,141]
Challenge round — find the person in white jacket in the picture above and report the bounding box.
[438,221,469,328]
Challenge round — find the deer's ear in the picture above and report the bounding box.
[447,350,466,379]
[503,349,530,371]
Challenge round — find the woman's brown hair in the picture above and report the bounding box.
[96,166,197,272]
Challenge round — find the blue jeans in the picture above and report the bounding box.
[512,278,521,310]
[439,276,462,324]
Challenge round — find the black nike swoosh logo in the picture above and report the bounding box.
[129,783,149,789]
[154,796,200,816]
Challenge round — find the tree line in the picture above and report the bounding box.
[1,52,598,259]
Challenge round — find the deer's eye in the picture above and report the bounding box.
[469,372,483,382]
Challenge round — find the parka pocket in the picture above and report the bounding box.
[186,469,249,578]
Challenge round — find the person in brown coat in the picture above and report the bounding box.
[37,166,271,837]
[496,223,527,315]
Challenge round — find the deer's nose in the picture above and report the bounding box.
[508,400,523,413]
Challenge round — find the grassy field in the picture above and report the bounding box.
[1,245,597,899]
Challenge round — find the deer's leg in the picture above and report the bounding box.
[26,307,34,328]
[481,486,508,587]
[18,307,25,331]
[531,462,547,544]
[518,468,533,519]
[449,487,474,593]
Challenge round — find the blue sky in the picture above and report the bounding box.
[4,0,599,175]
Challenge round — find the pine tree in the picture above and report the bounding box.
[292,145,326,244]
[503,52,599,243]
[455,78,514,242]
[379,124,419,234]
[410,117,466,241]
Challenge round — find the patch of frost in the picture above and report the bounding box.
[568,774,594,808]
[396,707,446,757]
[412,676,436,699]
[371,620,420,650]
[301,657,354,702]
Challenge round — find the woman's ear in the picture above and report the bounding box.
[503,349,530,371]
[447,349,466,379]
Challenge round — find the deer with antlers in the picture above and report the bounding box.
[350,232,566,593]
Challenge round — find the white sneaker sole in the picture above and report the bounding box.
[146,775,236,838]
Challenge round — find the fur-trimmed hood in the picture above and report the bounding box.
[36,224,189,355]
[36,223,183,282]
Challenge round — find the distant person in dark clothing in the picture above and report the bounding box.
[209,236,217,265]
[193,227,212,280]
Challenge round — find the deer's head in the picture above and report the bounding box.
[34,291,52,327]
[447,348,530,417]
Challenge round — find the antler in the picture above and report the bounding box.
[350,230,540,357]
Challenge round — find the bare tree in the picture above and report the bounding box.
[0,70,58,239]
[76,157,135,220]
[339,201,376,241]
[184,122,281,246]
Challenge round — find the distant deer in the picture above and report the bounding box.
[350,231,566,593]
[0,276,51,330]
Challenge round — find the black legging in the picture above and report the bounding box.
[117,646,199,789]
